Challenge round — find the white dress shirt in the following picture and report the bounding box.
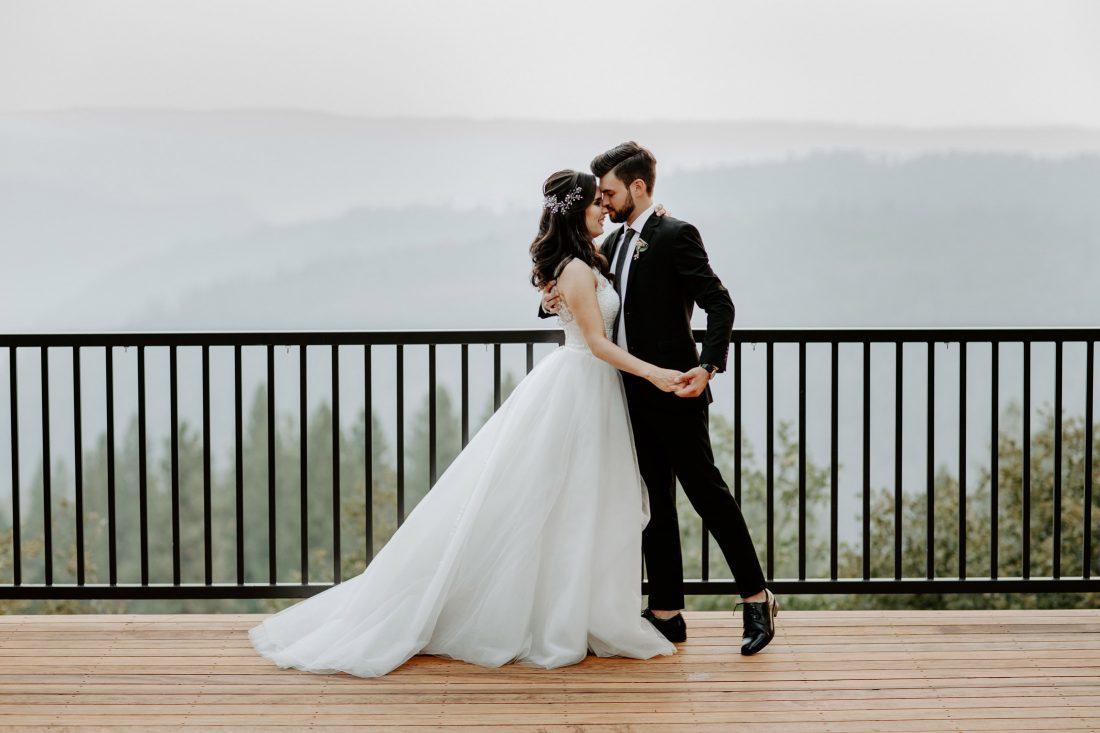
[612,203,656,349]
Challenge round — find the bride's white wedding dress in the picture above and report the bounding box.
[249,265,675,676]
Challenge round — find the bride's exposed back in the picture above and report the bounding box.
[248,169,683,677]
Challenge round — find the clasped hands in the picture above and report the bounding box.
[539,286,710,399]
[655,366,711,399]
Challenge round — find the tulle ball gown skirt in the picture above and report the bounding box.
[249,345,676,677]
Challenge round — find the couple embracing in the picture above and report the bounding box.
[249,142,778,678]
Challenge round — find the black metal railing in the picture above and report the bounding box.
[0,327,1096,599]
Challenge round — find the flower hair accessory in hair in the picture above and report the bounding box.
[543,186,583,215]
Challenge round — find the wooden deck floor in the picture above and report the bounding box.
[0,609,1097,732]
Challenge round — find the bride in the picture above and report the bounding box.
[249,169,685,677]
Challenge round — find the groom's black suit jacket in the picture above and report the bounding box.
[540,213,735,412]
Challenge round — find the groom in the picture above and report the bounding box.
[539,142,777,655]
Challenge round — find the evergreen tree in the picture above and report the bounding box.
[832,407,1099,610]
[406,385,463,510]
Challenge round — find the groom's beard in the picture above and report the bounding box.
[607,192,635,224]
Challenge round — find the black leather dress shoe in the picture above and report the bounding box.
[738,589,778,656]
[641,608,687,643]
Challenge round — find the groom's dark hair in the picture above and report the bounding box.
[591,141,656,194]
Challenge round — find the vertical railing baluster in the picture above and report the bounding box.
[701,322,712,585]
[234,345,244,585]
[8,347,19,585]
[267,345,277,585]
[332,345,341,584]
[170,345,180,586]
[201,345,212,585]
[300,344,309,583]
[1053,340,1062,579]
[862,342,871,581]
[830,341,838,581]
[493,344,502,411]
[798,341,806,581]
[106,347,117,586]
[766,341,774,580]
[991,341,1000,579]
[396,345,405,525]
[894,341,903,580]
[40,347,53,585]
[734,340,742,505]
[73,347,84,586]
[138,346,148,586]
[429,344,437,488]
[926,341,934,580]
[701,520,709,583]
[1085,340,1094,580]
[1023,341,1031,578]
[526,343,534,375]
[461,345,469,448]
[958,341,967,580]
[364,344,374,564]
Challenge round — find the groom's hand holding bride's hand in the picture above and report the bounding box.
[647,368,688,393]
[673,367,711,398]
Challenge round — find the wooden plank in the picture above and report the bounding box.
[0,709,1098,724]
[3,668,1098,686]
[4,695,1100,712]
[7,680,1100,695]
[0,717,1095,730]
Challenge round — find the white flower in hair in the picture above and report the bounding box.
[543,186,583,215]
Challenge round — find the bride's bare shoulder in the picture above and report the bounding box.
[557,258,597,285]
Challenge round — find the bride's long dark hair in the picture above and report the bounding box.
[529,169,611,290]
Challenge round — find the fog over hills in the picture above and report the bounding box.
[5,109,1100,218]
[1,109,1097,332]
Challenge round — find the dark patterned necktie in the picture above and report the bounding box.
[611,227,636,339]
[612,227,636,297]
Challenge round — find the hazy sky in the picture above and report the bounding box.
[2,0,1099,126]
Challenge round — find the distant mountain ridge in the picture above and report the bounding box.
[1,109,1098,331]
[4,108,1100,220]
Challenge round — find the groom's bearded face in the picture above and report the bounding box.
[599,172,635,224]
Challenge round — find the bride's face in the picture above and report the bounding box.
[584,191,607,240]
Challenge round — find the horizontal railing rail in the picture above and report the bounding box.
[0,327,1096,599]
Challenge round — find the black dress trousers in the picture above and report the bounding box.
[628,397,766,610]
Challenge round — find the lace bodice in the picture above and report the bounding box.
[556,266,619,352]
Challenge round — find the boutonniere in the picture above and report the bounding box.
[632,238,650,261]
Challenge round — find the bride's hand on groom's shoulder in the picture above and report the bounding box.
[654,203,670,217]
[541,280,562,313]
